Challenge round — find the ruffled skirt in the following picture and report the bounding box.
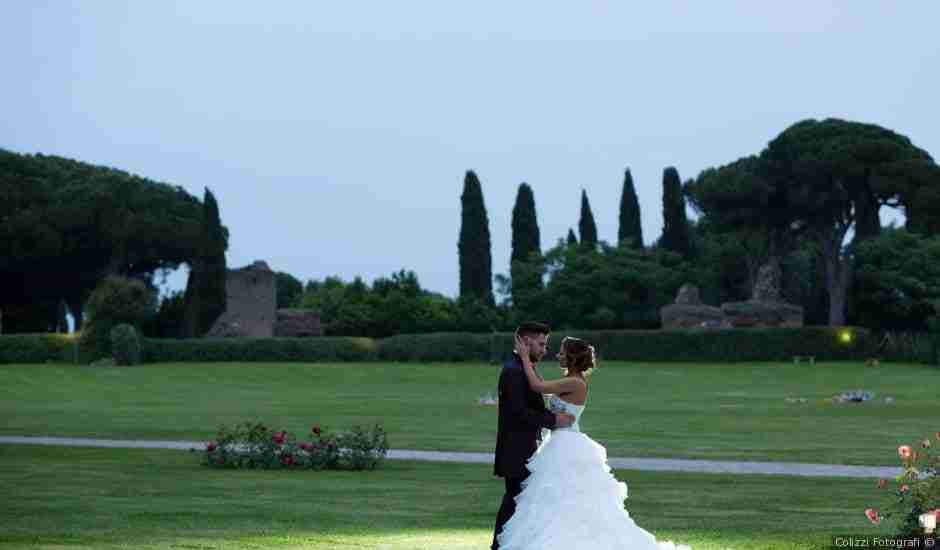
[497,430,691,550]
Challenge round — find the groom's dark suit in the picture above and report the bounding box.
[491,353,557,550]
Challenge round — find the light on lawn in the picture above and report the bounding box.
[839,330,853,344]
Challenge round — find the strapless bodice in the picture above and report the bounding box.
[546,394,586,432]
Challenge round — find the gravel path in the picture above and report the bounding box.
[0,435,901,479]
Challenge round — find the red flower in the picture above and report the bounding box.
[272,431,287,445]
[280,454,295,466]
[207,441,217,452]
[864,508,882,525]
[312,425,322,436]
[877,479,887,489]
[300,442,313,452]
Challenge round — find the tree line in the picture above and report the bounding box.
[4,117,940,338]
[301,118,940,336]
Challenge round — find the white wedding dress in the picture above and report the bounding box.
[497,394,691,550]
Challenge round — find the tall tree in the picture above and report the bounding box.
[578,189,598,250]
[566,228,578,246]
[510,182,543,308]
[458,170,494,306]
[184,188,228,336]
[660,167,692,258]
[618,168,644,249]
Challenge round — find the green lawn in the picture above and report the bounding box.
[0,445,890,550]
[1,361,937,465]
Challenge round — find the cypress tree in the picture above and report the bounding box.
[184,188,228,336]
[566,228,578,246]
[660,167,691,258]
[510,183,542,307]
[618,168,644,249]
[458,170,494,306]
[578,189,598,249]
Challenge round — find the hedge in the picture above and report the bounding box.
[0,334,77,364]
[141,336,377,363]
[0,327,888,365]
[377,327,877,363]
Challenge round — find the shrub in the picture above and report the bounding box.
[109,324,141,366]
[205,421,388,471]
[867,432,940,536]
[80,276,157,361]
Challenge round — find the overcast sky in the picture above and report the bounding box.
[4,2,939,299]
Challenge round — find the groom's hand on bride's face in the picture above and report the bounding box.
[555,413,575,428]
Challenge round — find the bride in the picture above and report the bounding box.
[498,335,692,550]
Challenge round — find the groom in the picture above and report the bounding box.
[491,322,574,550]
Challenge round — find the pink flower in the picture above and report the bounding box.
[206,441,217,452]
[877,479,887,489]
[865,508,882,525]
[280,454,295,466]
[272,431,287,445]
[898,445,913,460]
[300,442,313,452]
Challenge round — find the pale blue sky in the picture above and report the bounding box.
[4,2,939,299]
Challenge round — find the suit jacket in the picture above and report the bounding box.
[493,353,557,478]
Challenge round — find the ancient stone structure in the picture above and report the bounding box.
[206,261,323,338]
[274,309,323,337]
[720,261,803,328]
[207,261,277,338]
[660,284,728,330]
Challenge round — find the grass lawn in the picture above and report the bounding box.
[1,361,937,465]
[0,445,891,550]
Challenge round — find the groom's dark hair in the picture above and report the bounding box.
[516,321,550,338]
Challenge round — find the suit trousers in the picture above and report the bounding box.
[491,473,528,550]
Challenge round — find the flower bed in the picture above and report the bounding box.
[204,421,389,471]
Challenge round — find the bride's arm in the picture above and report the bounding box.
[520,358,582,395]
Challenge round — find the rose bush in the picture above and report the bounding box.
[867,431,940,536]
[204,421,388,471]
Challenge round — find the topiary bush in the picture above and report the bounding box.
[79,276,157,362]
[109,323,141,366]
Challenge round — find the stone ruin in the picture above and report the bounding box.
[206,260,323,338]
[659,284,729,330]
[720,261,803,328]
[660,261,803,330]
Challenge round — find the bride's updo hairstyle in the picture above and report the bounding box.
[560,336,597,377]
